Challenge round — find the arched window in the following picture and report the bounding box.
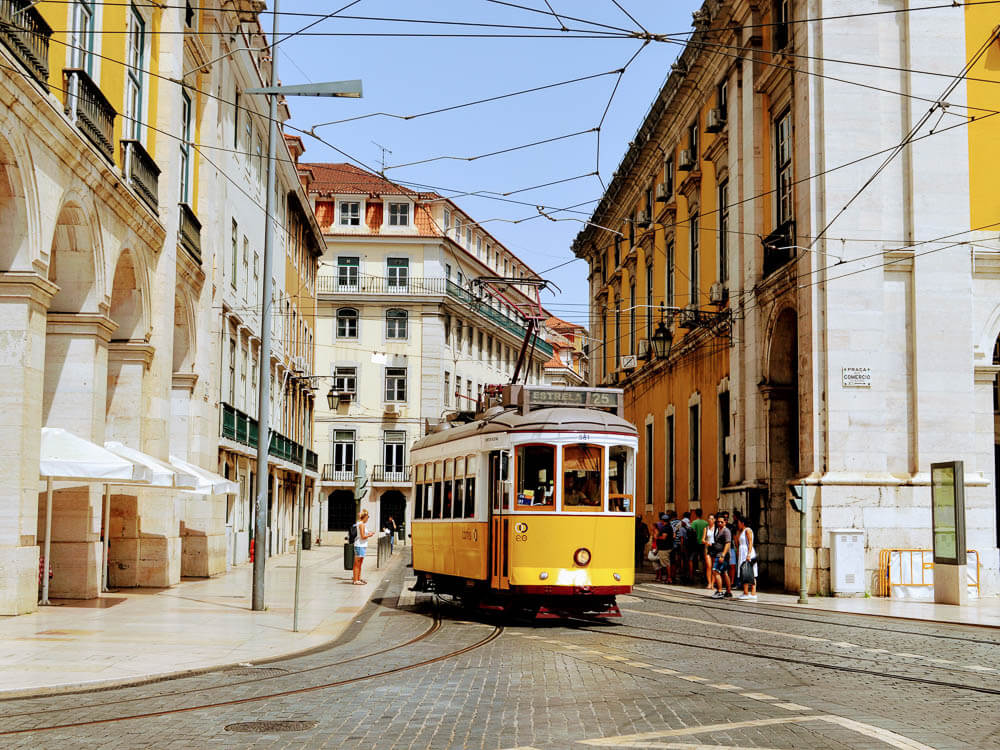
[337,307,358,338]
[386,308,407,339]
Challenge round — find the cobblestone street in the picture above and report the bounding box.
[1,568,997,749]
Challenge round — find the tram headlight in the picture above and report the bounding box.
[613,573,621,581]
[574,548,591,567]
[539,572,549,580]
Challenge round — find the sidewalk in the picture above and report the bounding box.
[0,542,402,697]
[637,574,1000,628]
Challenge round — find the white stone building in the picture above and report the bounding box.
[303,164,552,537]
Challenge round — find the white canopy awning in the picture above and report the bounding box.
[170,455,239,495]
[104,442,199,489]
[40,428,152,483]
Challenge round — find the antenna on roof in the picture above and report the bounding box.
[372,140,392,176]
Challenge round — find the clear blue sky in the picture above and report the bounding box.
[277,1,702,331]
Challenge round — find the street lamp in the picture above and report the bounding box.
[651,320,673,360]
[326,386,338,411]
[249,0,362,613]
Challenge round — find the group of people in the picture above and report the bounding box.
[636,509,758,601]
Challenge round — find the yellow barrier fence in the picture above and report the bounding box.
[877,549,981,598]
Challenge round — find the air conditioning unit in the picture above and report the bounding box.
[706,108,726,133]
[383,403,400,416]
[655,183,672,203]
[636,210,651,229]
[637,339,651,359]
[679,148,697,171]
[621,354,638,370]
[709,282,727,305]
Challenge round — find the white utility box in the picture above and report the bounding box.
[830,529,865,594]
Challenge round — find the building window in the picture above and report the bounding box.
[124,6,146,142]
[387,257,408,288]
[384,431,406,472]
[476,235,483,257]
[339,201,361,226]
[242,237,249,300]
[443,208,451,233]
[717,79,729,121]
[337,256,359,289]
[664,155,674,199]
[70,0,95,73]
[775,110,794,227]
[628,215,635,248]
[444,372,451,407]
[466,227,473,248]
[688,119,699,157]
[601,309,608,380]
[666,237,675,308]
[645,264,653,343]
[719,390,731,487]
[689,213,699,305]
[333,430,355,473]
[228,337,236,403]
[487,335,493,366]
[230,220,238,290]
[689,402,700,502]
[613,234,621,267]
[444,314,451,345]
[385,367,407,402]
[718,181,729,284]
[388,202,410,226]
[386,308,407,339]
[773,0,791,49]
[645,422,654,508]
[179,93,192,204]
[252,252,259,306]
[614,295,621,370]
[478,331,484,360]
[665,414,675,506]
[629,281,636,355]
[336,308,358,339]
[333,366,356,401]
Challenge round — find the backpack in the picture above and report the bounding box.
[348,522,359,544]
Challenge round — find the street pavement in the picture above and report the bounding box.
[1,567,998,749]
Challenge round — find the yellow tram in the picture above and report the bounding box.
[409,385,637,618]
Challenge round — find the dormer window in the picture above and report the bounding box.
[388,202,410,226]
[339,201,361,226]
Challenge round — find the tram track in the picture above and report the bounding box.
[633,586,1000,645]
[0,614,504,736]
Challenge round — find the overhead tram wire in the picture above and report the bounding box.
[484,0,635,35]
[383,129,598,170]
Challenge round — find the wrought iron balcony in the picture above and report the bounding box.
[63,68,115,162]
[220,402,317,473]
[762,220,796,278]
[121,139,159,213]
[178,202,202,265]
[322,464,355,483]
[316,274,445,296]
[0,0,51,90]
[372,464,411,483]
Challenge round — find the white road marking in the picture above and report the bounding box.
[895,652,923,659]
[739,692,777,701]
[675,675,708,682]
[621,608,831,645]
[523,635,543,639]
[626,661,652,667]
[561,644,583,650]
[964,665,995,672]
[603,655,630,661]
[864,648,890,654]
[651,668,678,675]
[707,683,742,690]
[617,595,642,603]
[772,702,812,711]
[578,714,936,750]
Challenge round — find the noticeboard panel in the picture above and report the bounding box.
[930,460,966,565]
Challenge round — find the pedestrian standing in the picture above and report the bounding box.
[689,509,708,584]
[668,512,685,584]
[654,513,671,583]
[702,514,715,589]
[736,516,758,600]
[709,514,732,598]
[636,514,650,568]
[725,511,739,585]
[352,509,375,585]
[386,515,397,554]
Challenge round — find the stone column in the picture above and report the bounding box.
[41,312,115,598]
[0,272,57,614]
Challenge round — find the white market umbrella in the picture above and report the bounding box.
[169,455,239,495]
[39,428,152,604]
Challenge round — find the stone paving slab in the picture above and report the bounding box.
[0,543,403,697]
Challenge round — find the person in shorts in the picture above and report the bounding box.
[653,513,671,582]
[709,514,732,598]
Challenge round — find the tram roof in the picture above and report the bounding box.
[412,407,638,451]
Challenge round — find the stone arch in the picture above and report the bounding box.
[47,192,105,314]
[0,132,33,272]
[108,249,147,341]
[173,289,196,373]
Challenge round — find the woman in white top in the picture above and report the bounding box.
[703,514,716,589]
[736,516,757,600]
[352,510,376,585]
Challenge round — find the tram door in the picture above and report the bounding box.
[488,450,510,590]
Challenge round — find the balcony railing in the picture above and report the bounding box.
[322,464,354,483]
[220,402,318,473]
[0,0,51,89]
[63,68,115,162]
[446,280,554,358]
[317,274,446,296]
[121,139,160,213]
[178,202,202,265]
[371,464,411,483]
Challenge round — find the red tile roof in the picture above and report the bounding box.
[304,162,418,196]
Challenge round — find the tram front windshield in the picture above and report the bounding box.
[608,445,634,513]
[562,444,602,510]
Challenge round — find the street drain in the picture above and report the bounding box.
[228,666,289,677]
[224,720,318,733]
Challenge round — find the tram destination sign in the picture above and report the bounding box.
[526,388,619,409]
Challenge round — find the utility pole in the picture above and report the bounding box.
[251,0,281,612]
[244,10,362,612]
[293,383,311,632]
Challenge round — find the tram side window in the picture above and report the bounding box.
[609,445,635,513]
[453,456,465,519]
[465,476,476,517]
[562,444,603,511]
[433,483,443,519]
[515,444,555,508]
[414,483,424,519]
